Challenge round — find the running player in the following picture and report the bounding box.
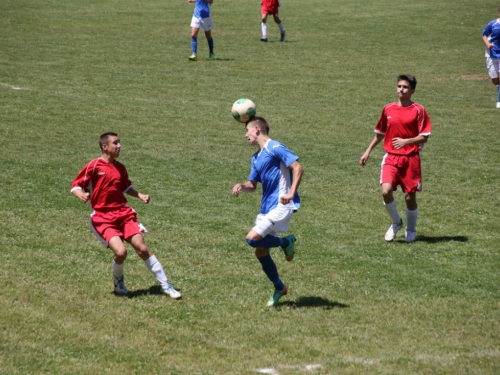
[71,132,181,298]
[482,6,500,108]
[188,0,214,61]
[260,0,286,42]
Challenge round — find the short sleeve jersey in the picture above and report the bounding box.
[375,102,432,156]
[483,19,500,59]
[193,0,211,19]
[248,139,300,214]
[71,158,132,211]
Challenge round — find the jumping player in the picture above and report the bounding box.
[232,117,303,306]
[360,75,432,243]
[260,0,286,42]
[71,132,181,298]
[482,6,500,108]
[188,0,214,61]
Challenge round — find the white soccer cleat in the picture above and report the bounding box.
[496,102,500,108]
[114,276,128,295]
[385,219,403,241]
[405,229,416,243]
[163,285,182,299]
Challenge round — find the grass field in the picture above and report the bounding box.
[1,0,499,374]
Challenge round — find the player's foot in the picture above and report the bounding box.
[281,234,296,261]
[114,276,128,295]
[260,37,268,42]
[405,229,416,243]
[385,219,403,241]
[163,285,182,299]
[188,54,197,61]
[266,285,287,306]
[496,102,500,108]
[280,31,286,42]
[209,53,215,61]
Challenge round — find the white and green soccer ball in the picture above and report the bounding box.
[231,98,256,123]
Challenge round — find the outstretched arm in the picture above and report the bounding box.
[360,133,384,167]
[232,180,257,197]
[125,187,150,204]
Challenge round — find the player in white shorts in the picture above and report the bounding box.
[232,116,303,307]
[188,0,214,61]
[482,6,500,108]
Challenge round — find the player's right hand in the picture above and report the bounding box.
[80,192,90,203]
[231,184,241,197]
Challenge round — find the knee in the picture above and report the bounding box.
[135,245,151,260]
[493,78,499,85]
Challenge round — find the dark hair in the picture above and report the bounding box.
[99,132,118,151]
[397,74,417,89]
[246,116,270,134]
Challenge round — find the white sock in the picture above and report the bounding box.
[384,200,402,224]
[261,22,267,38]
[112,261,124,280]
[278,22,285,34]
[406,208,418,232]
[144,255,169,289]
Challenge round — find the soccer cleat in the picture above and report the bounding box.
[280,31,286,42]
[260,37,268,42]
[405,229,416,243]
[163,285,182,299]
[385,219,403,241]
[281,234,296,261]
[114,276,128,295]
[267,285,287,306]
[496,102,500,108]
[188,54,197,61]
[209,53,215,61]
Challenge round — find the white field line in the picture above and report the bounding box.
[0,82,26,90]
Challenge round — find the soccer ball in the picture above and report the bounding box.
[231,98,256,123]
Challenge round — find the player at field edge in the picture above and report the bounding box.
[188,0,215,61]
[360,75,432,243]
[260,0,286,42]
[482,6,500,108]
[232,116,303,306]
[70,132,181,299]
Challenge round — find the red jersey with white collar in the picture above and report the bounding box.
[375,102,432,156]
[71,158,132,211]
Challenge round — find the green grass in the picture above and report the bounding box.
[1,0,499,374]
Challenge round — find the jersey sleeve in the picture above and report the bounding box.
[374,106,388,134]
[268,141,299,167]
[248,155,261,183]
[418,106,432,136]
[483,21,493,36]
[70,161,94,193]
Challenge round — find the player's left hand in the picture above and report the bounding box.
[392,137,407,150]
[280,193,293,205]
[139,193,150,204]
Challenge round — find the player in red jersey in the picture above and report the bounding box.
[360,75,432,243]
[260,0,285,42]
[71,132,181,298]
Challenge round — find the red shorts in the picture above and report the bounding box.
[261,0,280,15]
[90,206,146,247]
[380,153,422,193]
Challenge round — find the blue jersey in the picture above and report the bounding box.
[248,139,300,214]
[193,0,211,19]
[483,19,500,59]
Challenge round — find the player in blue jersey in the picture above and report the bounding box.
[188,0,214,61]
[231,116,303,306]
[482,6,500,108]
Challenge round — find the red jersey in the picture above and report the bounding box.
[71,158,132,211]
[375,102,431,156]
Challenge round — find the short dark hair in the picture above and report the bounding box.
[397,74,417,89]
[99,132,118,151]
[246,116,270,134]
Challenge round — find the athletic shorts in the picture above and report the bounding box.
[90,206,147,247]
[486,54,500,79]
[190,16,213,31]
[380,153,422,193]
[252,204,294,237]
[261,0,280,15]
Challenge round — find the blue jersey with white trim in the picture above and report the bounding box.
[193,0,211,19]
[483,19,500,59]
[248,139,300,214]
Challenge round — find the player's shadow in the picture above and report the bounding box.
[279,297,349,310]
[113,285,182,299]
[397,235,468,244]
